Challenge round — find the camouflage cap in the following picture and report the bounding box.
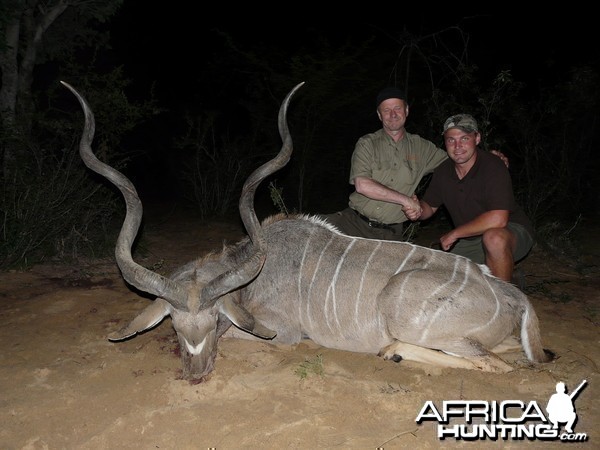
[442,114,479,134]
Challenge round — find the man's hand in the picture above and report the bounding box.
[439,231,458,251]
[402,194,422,221]
[490,149,509,168]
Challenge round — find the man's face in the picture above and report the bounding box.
[377,98,408,133]
[443,128,481,165]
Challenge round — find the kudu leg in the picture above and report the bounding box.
[490,335,523,354]
[378,340,514,373]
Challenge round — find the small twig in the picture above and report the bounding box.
[563,214,582,236]
[378,428,419,447]
[565,349,600,373]
[551,271,585,279]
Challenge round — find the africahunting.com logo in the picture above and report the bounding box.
[415,379,588,442]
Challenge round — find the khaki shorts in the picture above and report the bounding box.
[450,222,534,264]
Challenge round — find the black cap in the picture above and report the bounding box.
[376,87,407,108]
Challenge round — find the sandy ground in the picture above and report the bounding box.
[1,212,598,449]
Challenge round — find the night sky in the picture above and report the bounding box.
[109,8,597,96]
[102,7,598,211]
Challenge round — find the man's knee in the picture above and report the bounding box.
[482,227,513,252]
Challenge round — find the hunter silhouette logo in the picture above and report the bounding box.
[546,379,587,434]
[415,379,589,441]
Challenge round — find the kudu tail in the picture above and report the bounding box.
[521,302,553,363]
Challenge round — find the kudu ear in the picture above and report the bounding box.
[108,298,171,341]
[219,297,277,339]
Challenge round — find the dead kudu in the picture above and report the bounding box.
[63,81,553,382]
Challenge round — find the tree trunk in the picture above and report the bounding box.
[0,0,68,174]
[0,13,21,173]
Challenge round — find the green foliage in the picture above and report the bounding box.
[534,217,583,263]
[505,66,599,226]
[0,67,158,268]
[181,28,598,251]
[173,111,259,219]
[294,354,324,380]
[2,18,598,268]
[208,30,380,213]
[402,222,421,243]
[23,0,124,65]
[0,142,122,267]
[419,63,599,230]
[268,181,289,216]
[0,0,156,268]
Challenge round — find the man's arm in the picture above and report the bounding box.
[438,210,509,251]
[354,176,420,210]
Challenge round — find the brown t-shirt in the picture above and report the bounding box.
[422,148,534,238]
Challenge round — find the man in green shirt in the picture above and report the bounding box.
[321,87,446,241]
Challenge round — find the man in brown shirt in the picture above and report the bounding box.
[405,114,534,282]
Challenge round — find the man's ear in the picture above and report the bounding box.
[475,132,481,145]
[405,104,410,117]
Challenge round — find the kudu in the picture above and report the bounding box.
[63,81,552,382]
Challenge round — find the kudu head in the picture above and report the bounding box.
[62,81,304,382]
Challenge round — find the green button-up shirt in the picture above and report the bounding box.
[349,129,448,224]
